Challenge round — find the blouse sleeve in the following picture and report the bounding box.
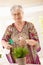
[2,25,13,42]
[28,22,41,52]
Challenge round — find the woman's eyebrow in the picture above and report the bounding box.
[13,12,20,15]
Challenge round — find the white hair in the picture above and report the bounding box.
[10,5,23,13]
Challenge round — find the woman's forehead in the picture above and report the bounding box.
[12,8,23,14]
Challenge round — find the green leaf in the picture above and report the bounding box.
[12,47,29,58]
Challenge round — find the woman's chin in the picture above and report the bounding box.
[16,20,21,22]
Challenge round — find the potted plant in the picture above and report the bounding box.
[12,46,29,65]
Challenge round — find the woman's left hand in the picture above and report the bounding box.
[19,37,26,47]
[26,39,37,46]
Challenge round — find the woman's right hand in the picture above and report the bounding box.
[1,40,13,50]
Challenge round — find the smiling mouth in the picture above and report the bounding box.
[17,18,21,20]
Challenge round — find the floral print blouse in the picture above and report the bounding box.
[2,21,41,64]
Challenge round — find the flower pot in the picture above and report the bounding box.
[16,57,26,65]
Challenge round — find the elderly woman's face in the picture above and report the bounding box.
[12,8,23,22]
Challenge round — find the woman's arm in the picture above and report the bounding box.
[2,25,13,50]
[1,40,12,50]
[26,39,38,46]
[27,22,41,52]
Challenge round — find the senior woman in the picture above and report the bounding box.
[2,5,41,64]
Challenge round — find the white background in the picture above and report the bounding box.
[0,5,43,64]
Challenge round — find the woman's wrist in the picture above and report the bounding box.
[25,39,37,46]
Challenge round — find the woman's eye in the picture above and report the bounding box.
[14,13,20,15]
[14,14,16,16]
[17,13,20,15]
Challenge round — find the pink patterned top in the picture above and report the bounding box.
[2,21,41,64]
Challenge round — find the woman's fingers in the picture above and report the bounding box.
[19,39,26,47]
[18,37,26,46]
[26,39,36,46]
[7,44,13,49]
[1,40,13,50]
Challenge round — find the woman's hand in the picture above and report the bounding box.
[26,39,37,46]
[5,43,13,50]
[18,37,26,47]
[1,40,13,50]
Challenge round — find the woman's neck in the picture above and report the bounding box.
[15,21,23,25]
